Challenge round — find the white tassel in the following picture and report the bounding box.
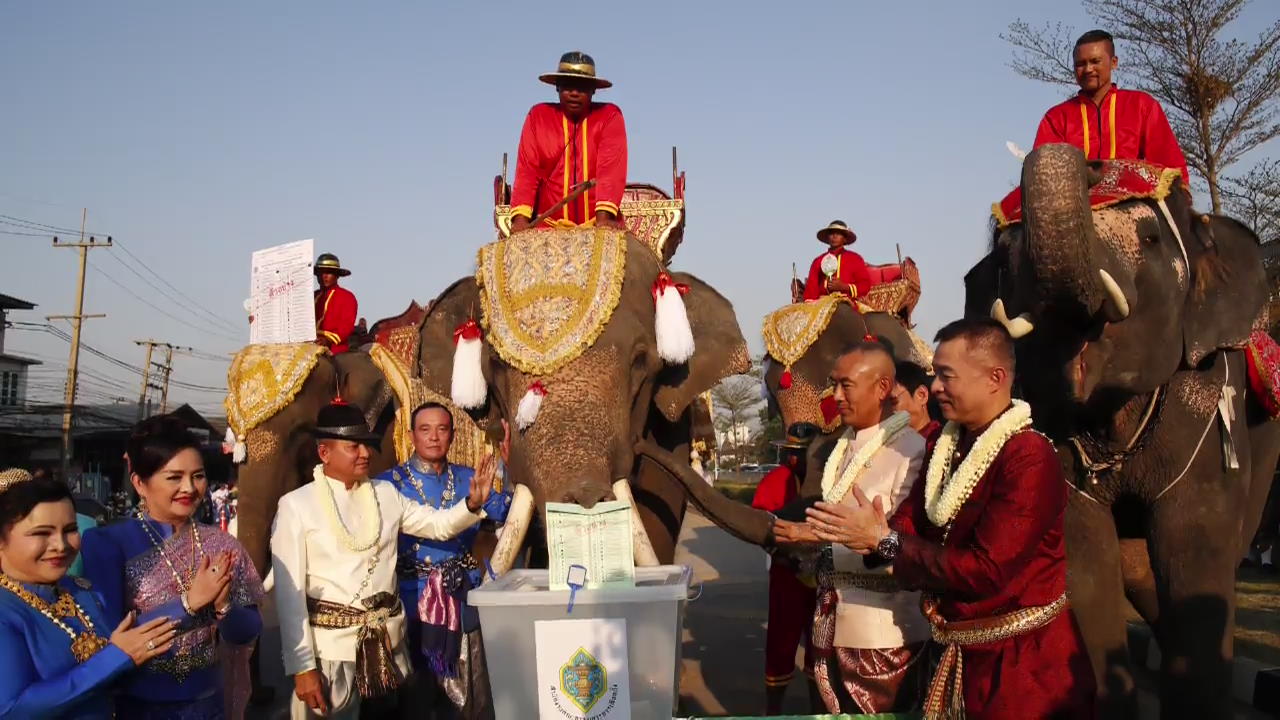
[515,382,547,431]
[653,274,695,364]
[451,320,487,409]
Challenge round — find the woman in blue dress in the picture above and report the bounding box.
[82,417,265,719]
[0,468,177,718]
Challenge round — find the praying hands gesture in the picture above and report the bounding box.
[186,551,235,612]
[805,486,892,555]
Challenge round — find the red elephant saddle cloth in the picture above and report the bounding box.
[225,343,329,441]
[992,159,1183,229]
[476,227,628,376]
[1247,330,1280,419]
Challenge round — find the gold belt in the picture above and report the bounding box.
[818,567,902,594]
[922,592,1069,720]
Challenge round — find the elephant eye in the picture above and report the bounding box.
[1142,233,1159,245]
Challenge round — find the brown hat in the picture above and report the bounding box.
[816,220,857,244]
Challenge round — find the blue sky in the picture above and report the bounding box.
[2,1,1274,418]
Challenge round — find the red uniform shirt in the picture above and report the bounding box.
[1035,85,1190,186]
[802,247,872,302]
[890,431,1095,719]
[751,465,802,512]
[510,102,627,227]
[315,285,357,354]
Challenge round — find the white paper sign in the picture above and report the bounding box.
[249,239,315,345]
[545,501,635,590]
[535,618,631,720]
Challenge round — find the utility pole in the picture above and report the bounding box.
[50,209,111,481]
[135,340,191,416]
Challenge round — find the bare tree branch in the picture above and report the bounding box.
[1001,20,1079,86]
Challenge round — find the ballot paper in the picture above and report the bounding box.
[545,501,635,590]
[249,239,315,345]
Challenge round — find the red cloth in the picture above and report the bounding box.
[994,158,1182,230]
[891,431,1096,719]
[315,285,357,354]
[802,248,873,302]
[752,466,815,684]
[918,421,942,456]
[510,102,627,226]
[1247,330,1280,418]
[1035,85,1189,187]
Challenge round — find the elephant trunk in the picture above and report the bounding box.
[634,439,774,547]
[1022,144,1107,317]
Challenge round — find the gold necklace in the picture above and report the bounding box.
[137,513,206,593]
[0,574,110,662]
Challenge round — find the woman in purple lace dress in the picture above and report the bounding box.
[82,416,264,719]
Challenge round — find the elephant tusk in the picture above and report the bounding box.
[612,479,661,567]
[1098,269,1131,320]
[990,299,1035,339]
[484,484,534,583]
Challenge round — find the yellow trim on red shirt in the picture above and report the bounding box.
[1079,102,1091,158]
[561,115,571,221]
[317,288,334,330]
[595,200,619,217]
[320,330,341,345]
[1107,92,1117,159]
[510,205,533,219]
[581,117,590,221]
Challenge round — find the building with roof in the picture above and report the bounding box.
[0,292,41,408]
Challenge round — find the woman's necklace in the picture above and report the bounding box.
[408,459,456,509]
[136,511,206,593]
[0,573,110,662]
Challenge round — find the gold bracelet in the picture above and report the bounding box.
[180,592,195,616]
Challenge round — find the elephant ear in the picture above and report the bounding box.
[1182,215,1266,367]
[419,278,490,403]
[654,272,751,422]
[964,246,1003,320]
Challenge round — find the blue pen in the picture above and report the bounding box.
[565,564,588,613]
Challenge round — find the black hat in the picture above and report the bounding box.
[539,51,612,89]
[314,400,380,446]
[772,422,820,450]
[314,253,351,277]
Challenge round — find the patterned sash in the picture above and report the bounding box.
[307,592,405,699]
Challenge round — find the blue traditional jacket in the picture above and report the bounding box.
[0,576,134,719]
[80,519,264,708]
[377,460,512,627]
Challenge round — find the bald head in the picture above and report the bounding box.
[830,342,897,430]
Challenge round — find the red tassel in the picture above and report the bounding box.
[863,333,878,343]
[779,368,793,390]
[820,391,839,426]
[453,318,482,343]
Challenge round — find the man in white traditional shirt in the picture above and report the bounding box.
[773,340,928,714]
[271,399,496,719]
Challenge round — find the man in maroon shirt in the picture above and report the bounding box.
[804,319,1096,719]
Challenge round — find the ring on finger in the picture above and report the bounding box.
[146,640,155,651]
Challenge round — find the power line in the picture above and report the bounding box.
[86,259,242,342]
[111,236,242,332]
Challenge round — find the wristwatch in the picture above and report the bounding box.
[876,530,901,561]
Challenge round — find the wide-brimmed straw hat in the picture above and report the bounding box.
[539,51,612,89]
[314,400,380,446]
[816,220,857,244]
[314,253,351,277]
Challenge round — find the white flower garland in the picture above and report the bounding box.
[924,400,1032,527]
[821,411,912,503]
[313,465,382,552]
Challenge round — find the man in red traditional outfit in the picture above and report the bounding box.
[1034,29,1189,187]
[891,361,942,452]
[752,425,820,714]
[509,51,627,233]
[802,221,873,302]
[314,253,357,354]
[805,319,1096,719]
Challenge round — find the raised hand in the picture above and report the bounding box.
[187,551,234,611]
[110,612,178,665]
[468,454,497,513]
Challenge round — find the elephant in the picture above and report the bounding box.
[635,302,933,551]
[963,144,1280,720]
[417,230,751,566]
[233,350,398,577]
